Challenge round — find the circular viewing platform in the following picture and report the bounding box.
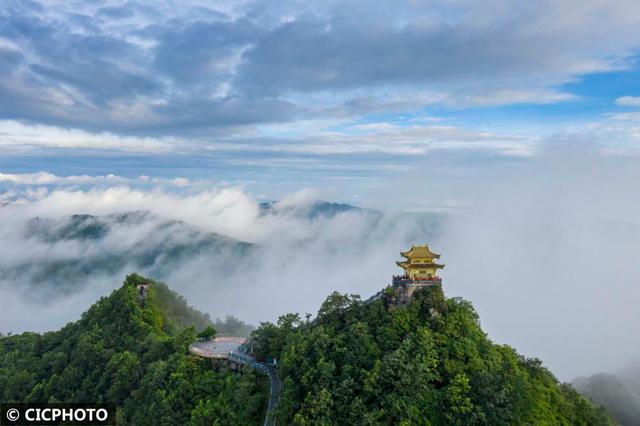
[189,336,247,359]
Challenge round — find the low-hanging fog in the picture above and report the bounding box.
[0,187,442,333]
[1,149,639,381]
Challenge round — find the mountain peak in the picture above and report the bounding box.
[76,274,212,340]
[0,275,266,424]
[250,283,614,425]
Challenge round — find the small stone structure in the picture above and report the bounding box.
[136,284,150,307]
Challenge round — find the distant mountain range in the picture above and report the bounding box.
[0,201,445,294]
[573,363,640,426]
[0,199,450,337]
[259,200,370,219]
[0,211,252,292]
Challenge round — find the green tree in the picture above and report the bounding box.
[0,275,267,425]
[254,285,613,425]
[196,326,217,341]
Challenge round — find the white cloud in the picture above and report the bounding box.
[1,186,265,243]
[0,116,537,157]
[439,149,640,380]
[254,121,538,157]
[615,96,640,107]
[0,171,194,187]
[0,120,179,153]
[3,0,640,138]
[0,172,124,185]
[457,89,578,107]
[557,114,640,155]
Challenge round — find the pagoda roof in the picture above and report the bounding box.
[396,261,444,270]
[400,244,440,259]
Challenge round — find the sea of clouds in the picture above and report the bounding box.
[0,186,441,332]
[1,151,639,380]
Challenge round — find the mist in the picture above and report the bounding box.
[0,188,441,334]
[438,150,640,380]
[1,149,639,381]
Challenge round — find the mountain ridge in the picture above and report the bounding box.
[0,274,616,425]
[1,212,253,292]
[251,285,614,425]
[0,274,267,424]
[573,365,640,426]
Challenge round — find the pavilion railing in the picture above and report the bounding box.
[392,275,442,286]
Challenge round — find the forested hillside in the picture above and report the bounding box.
[574,368,640,426]
[0,274,616,425]
[0,274,266,425]
[252,286,613,425]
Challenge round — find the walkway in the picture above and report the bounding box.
[189,336,281,426]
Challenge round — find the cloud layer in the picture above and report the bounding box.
[2,0,640,193]
[2,0,640,134]
[0,186,440,335]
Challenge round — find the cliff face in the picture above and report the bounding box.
[252,285,614,425]
[385,282,442,306]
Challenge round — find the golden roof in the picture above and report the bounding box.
[396,261,444,270]
[400,244,440,259]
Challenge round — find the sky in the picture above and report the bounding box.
[1,0,640,380]
[0,0,639,203]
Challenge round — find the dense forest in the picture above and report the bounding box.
[252,286,613,425]
[0,274,266,425]
[0,274,617,425]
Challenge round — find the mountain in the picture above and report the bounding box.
[0,204,446,297]
[258,200,446,236]
[0,274,266,425]
[0,273,614,424]
[251,285,613,425]
[573,363,640,426]
[1,211,252,292]
[1,203,382,294]
[0,200,454,335]
[259,200,366,219]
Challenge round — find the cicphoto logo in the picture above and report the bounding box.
[0,403,116,425]
[4,409,19,422]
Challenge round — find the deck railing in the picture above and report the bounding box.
[392,275,442,286]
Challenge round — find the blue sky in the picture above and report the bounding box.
[1,0,640,205]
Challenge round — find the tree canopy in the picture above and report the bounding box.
[197,326,217,341]
[251,286,613,425]
[0,274,266,425]
[0,275,615,425]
